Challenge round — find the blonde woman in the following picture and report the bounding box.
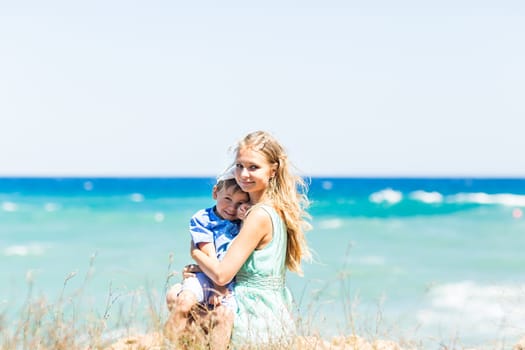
[191,130,312,348]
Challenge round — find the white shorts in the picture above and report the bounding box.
[181,272,237,311]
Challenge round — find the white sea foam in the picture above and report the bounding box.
[130,193,144,202]
[44,202,60,212]
[446,192,525,207]
[369,188,403,204]
[409,190,443,204]
[321,181,333,190]
[2,201,17,212]
[318,218,343,229]
[417,280,525,339]
[83,181,94,191]
[4,243,46,256]
[154,212,165,222]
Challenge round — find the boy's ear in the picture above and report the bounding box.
[212,185,218,200]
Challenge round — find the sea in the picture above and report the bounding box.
[1,177,524,349]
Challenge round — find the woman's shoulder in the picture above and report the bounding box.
[245,204,270,218]
[242,204,277,229]
[242,204,280,250]
[248,203,278,217]
[246,204,285,230]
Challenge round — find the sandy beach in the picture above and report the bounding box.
[106,331,525,350]
[106,332,408,349]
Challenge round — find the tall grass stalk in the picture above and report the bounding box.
[1,253,520,350]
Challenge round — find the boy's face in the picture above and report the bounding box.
[213,185,249,221]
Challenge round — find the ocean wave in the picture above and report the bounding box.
[2,201,62,213]
[417,280,525,337]
[446,192,525,207]
[367,189,525,208]
[408,190,443,204]
[369,188,403,204]
[2,201,17,212]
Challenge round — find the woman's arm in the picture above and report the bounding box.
[192,207,272,286]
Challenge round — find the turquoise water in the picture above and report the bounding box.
[1,177,524,348]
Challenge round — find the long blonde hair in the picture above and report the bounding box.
[232,130,312,275]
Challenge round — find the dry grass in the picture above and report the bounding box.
[0,255,111,349]
[1,255,523,350]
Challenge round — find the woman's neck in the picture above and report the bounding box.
[250,191,272,206]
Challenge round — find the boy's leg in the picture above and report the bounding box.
[164,276,203,342]
[168,273,209,313]
[208,305,234,350]
[165,273,216,343]
[166,283,182,312]
[206,291,236,349]
[164,289,198,341]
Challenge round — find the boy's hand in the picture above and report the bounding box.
[208,284,229,306]
[184,263,201,273]
[208,294,223,307]
[182,263,201,279]
[237,202,251,220]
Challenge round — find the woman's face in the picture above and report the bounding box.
[234,147,275,197]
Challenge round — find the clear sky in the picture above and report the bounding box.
[1,1,524,177]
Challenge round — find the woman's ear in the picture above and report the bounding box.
[271,163,278,178]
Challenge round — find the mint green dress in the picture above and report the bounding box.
[230,205,296,348]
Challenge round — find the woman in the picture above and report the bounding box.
[191,130,312,348]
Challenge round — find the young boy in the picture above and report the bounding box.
[165,173,249,345]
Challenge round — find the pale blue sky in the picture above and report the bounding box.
[1,1,524,177]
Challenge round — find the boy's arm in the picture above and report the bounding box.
[188,213,229,300]
[197,241,217,259]
[186,210,215,274]
[196,242,229,305]
[184,241,216,275]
